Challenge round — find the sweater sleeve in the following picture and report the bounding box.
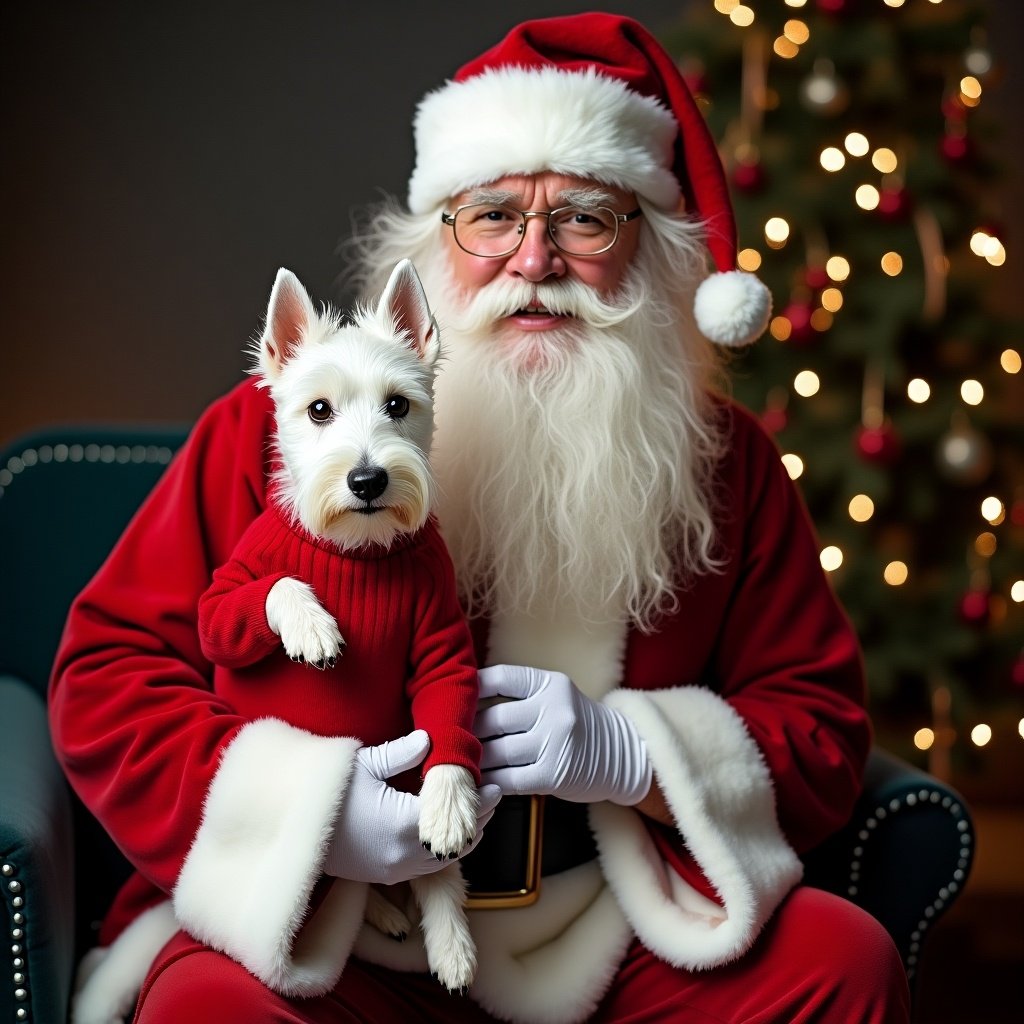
[407,526,482,783]
[198,513,290,669]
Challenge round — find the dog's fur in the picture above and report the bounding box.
[256,260,479,991]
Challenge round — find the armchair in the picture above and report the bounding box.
[0,425,974,1022]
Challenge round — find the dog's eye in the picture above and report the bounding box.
[308,399,333,423]
[385,395,410,420]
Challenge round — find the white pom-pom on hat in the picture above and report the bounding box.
[694,270,773,348]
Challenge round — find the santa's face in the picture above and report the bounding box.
[441,172,642,346]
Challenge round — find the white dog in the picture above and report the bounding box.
[202,259,482,992]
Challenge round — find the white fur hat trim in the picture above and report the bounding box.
[694,270,773,348]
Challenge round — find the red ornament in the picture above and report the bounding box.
[803,265,830,291]
[1011,655,1024,689]
[958,589,991,627]
[781,300,816,346]
[1010,500,1024,528]
[855,422,901,465]
[941,133,971,163]
[732,158,766,194]
[876,187,912,221]
[816,0,848,13]
[761,406,789,434]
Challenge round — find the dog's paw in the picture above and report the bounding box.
[365,886,413,941]
[266,577,345,668]
[419,765,479,857]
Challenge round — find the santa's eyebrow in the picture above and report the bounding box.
[464,186,521,206]
[557,187,615,209]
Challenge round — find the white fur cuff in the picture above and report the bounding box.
[592,687,802,969]
[173,718,365,995]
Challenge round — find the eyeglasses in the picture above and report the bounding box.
[441,203,643,258]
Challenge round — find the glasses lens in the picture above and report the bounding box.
[549,206,618,255]
[453,205,524,257]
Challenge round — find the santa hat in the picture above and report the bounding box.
[408,12,771,347]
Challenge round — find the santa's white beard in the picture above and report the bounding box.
[424,249,724,631]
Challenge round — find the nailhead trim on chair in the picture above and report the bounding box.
[2,439,172,1019]
[3,862,30,1020]
[846,788,972,981]
[0,442,174,502]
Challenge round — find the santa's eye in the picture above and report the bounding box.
[385,395,410,419]
[308,399,333,423]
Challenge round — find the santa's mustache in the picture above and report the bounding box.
[444,276,648,334]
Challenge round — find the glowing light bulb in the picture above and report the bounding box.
[774,37,800,59]
[1011,581,1024,603]
[970,230,991,256]
[821,288,843,312]
[820,147,846,172]
[826,256,850,282]
[914,728,935,751]
[848,494,875,522]
[731,4,755,26]
[738,248,762,272]
[971,723,992,747]
[907,378,930,403]
[883,0,906,7]
[845,133,870,157]
[820,546,844,572]
[783,19,810,44]
[961,76,982,100]
[961,379,984,405]
[981,496,1005,524]
[781,453,804,479]
[1001,350,1022,373]
[884,561,909,585]
[770,316,792,342]
[784,0,808,6]
[765,217,791,246]
[881,252,903,276]
[975,532,997,557]
[856,184,880,210]
[794,370,820,397]
[871,148,898,173]
[810,309,833,331]
[714,0,739,13]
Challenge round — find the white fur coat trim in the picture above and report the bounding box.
[173,717,366,996]
[594,686,803,968]
[408,66,681,213]
[354,862,633,1024]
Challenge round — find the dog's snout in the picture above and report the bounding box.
[347,466,389,502]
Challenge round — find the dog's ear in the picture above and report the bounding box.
[261,269,316,378]
[377,259,440,366]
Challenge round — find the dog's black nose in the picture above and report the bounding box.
[347,466,389,502]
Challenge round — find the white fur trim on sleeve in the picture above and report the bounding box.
[173,718,366,996]
[591,687,802,969]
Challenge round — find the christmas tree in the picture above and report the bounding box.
[662,0,1023,785]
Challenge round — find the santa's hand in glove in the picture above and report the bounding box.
[473,664,653,806]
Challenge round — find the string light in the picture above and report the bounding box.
[848,494,875,522]
[844,132,870,157]
[781,453,804,479]
[884,561,909,585]
[960,379,984,405]
[765,216,791,247]
[770,316,793,342]
[871,148,899,174]
[826,255,851,282]
[881,251,904,276]
[774,36,800,59]
[820,546,844,572]
[731,4,756,27]
[714,0,739,14]
[821,287,843,312]
[970,229,1007,267]
[1011,581,1024,603]
[794,370,821,397]
[914,728,936,751]
[783,20,810,44]
[883,0,906,7]
[856,184,880,210]
[971,724,992,747]
[981,496,1005,524]
[738,248,762,271]
[960,76,983,100]
[1019,720,1024,741]
[1001,349,1022,373]
[784,0,808,6]
[975,532,997,557]
[820,146,846,172]
[907,378,931,403]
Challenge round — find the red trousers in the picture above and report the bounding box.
[134,887,910,1023]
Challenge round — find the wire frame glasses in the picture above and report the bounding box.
[441,203,642,258]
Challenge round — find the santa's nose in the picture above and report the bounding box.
[348,466,388,502]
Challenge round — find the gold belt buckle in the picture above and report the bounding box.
[464,794,544,909]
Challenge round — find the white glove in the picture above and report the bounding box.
[474,664,652,806]
[325,730,501,885]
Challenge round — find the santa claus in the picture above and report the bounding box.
[51,12,910,1024]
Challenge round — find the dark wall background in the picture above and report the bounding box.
[3,1,1020,447]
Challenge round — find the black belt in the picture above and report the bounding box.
[462,795,598,908]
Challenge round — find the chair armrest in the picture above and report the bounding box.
[0,675,76,1023]
[802,746,974,987]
